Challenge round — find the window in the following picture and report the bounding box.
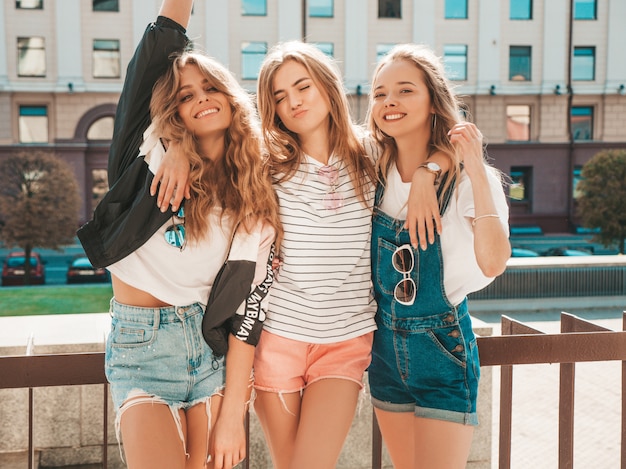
[510,167,532,202]
[378,0,401,18]
[506,105,531,141]
[376,44,395,63]
[241,42,267,80]
[93,40,120,78]
[571,106,593,140]
[16,0,42,9]
[87,116,114,140]
[19,105,48,143]
[242,0,266,16]
[17,37,46,77]
[510,0,532,19]
[313,42,334,57]
[572,166,583,199]
[574,0,596,19]
[309,0,333,17]
[93,0,118,12]
[572,46,595,81]
[445,0,468,19]
[92,169,109,212]
[509,46,531,81]
[443,45,467,81]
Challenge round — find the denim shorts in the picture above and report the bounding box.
[368,302,480,426]
[105,300,226,411]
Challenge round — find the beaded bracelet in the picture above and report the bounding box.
[471,214,500,227]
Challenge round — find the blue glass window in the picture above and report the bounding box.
[445,0,468,19]
[443,45,467,81]
[309,0,333,17]
[572,46,595,81]
[17,37,46,77]
[93,0,118,12]
[241,42,267,80]
[510,0,532,20]
[378,0,401,18]
[509,46,531,81]
[314,42,334,57]
[571,106,593,140]
[16,0,43,9]
[19,105,48,143]
[574,0,596,19]
[93,39,120,78]
[242,0,266,16]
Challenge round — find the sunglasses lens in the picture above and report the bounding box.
[323,192,344,210]
[393,246,413,274]
[165,224,186,248]
[318,166,338,185]
[394,279,415,305]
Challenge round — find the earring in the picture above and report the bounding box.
[431,114,437,130]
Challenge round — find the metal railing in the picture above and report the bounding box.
[1,312,625,468]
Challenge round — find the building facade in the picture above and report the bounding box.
[1,0,625,231]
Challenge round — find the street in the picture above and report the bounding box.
[0,239,94,286]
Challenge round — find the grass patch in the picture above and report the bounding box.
[0,284,113,317]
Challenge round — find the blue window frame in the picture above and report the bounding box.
[572,46,595,81]
[509,46,531,81]
[574,0,596,19]
[571,106,593,141]
[242,0,266,16]
[443,45,467,81]
[445,0,468,19]
[376,44,395,63]
[241,42,267,80]
[510,0,532,20]
[309,0,333,17]
[313,42,334,57]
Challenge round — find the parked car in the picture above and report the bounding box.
[542,247,592,256]
[66,257,110,284]
[511,247,541,257]
[1,251,46,286]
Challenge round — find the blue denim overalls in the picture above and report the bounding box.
[368,177,480,425]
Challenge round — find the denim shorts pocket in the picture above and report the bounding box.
[109,317,157,348]
[376,237,401,296]
[427,325,467,367]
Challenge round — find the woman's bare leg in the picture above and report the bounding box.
[413,416,474,469]
[120,402,186,469]
[254,390,302,469]
[289,379,360,469]
[373,408,415,469]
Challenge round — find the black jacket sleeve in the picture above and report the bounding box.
[77,17,190,268]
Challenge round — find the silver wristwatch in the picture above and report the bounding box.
[418,161,442,181]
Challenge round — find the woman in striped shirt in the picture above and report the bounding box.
[252,41,449,469]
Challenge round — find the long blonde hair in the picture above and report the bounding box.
[150,51,281,242]
[256,41,375,207]
[367,44,466,200]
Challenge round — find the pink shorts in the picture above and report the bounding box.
[253,330,374,393]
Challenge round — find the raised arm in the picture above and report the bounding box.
[448,123,510,276]
[159,0,193,29]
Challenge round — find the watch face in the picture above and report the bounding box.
[426,162,441,172]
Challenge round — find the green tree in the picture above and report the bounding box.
[576,149,626,254]
[0,151,81,284]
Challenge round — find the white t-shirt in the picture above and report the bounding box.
[379,163,509,305]
[265,154,378,344]
[107,124,275,307]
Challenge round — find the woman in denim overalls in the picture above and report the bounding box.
[365,44,511,468]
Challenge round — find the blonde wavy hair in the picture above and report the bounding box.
[150,51,281,243]
[367,43,467,201]
[256,41,375,207]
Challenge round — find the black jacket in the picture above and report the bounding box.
[77,16,189,268]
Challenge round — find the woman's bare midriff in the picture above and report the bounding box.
[111,275,171,308]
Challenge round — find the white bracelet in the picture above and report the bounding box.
[471,214,500,227]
